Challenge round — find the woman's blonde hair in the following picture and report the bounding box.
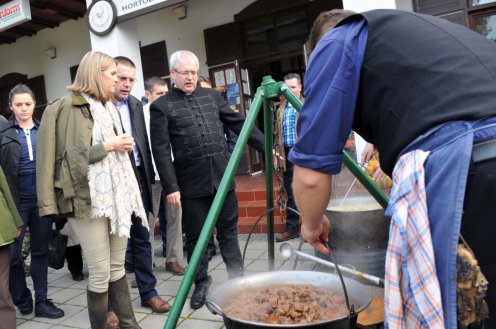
[68,51,116,102]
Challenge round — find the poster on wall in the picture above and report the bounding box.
[227,83,240,107]
[225,68,236,85]
[214,71,225,87]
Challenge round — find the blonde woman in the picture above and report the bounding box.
[37,51,146,329]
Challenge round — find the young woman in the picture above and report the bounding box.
[0,84,64,319]
[36,51,145,329]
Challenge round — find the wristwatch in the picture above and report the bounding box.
[87,0,117,36]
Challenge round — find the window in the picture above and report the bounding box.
[471,0,496,6]
[471,10,496,40]
[244,10,309,58]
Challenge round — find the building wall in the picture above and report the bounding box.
[135,0,254,77]
[0,18,91,102]
[0,0,415,102]
[0,0,255,102]
[343,0,412,12]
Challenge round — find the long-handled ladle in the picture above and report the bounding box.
[280,241,384,288]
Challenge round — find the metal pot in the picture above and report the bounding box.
[316,196,390,278]
[206,271,372,329]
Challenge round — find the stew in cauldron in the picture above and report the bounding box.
[223,284,348,324]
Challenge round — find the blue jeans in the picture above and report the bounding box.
[283,147,299,233]
[125,166,158,302]
[10,199,52,309]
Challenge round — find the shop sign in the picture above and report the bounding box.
[0,0,31,32]
[114,0,186,22]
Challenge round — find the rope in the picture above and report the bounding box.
[273,101,288,224]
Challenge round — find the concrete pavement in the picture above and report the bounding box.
[16,234,317,329]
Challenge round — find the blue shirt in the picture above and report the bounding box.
[15,120,38,200]
[283,101,298,147]
[288,19,368,174]
[115,99,142,166]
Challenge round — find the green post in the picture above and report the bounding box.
[163,88,265,329]
[260,76,283,271]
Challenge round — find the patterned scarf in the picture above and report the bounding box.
[83,93,148,237]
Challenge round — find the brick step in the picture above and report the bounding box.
[236,188,281,202]
[238,199,281,218]
[238,216,286,234]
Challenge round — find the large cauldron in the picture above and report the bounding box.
[206,271,371,329]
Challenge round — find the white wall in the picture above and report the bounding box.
[0,0,254,101]
[343,0,398,12]
[0,18,91,102]
[135,0,254,78]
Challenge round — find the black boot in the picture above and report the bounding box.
[190,276,212,309]
[87,290,108,329]
[108,276,141,329]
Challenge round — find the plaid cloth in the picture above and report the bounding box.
[385,149,445,329]
[283,102,298,147]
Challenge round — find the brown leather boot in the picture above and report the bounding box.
[108,276,141,329]
[87,290,108,329]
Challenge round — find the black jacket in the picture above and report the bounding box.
[0,118,40,208]
[150,86,264,199]
[125,95,155,211]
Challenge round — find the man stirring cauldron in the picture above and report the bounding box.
[291,9,496,329]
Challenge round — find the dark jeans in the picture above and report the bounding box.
[10,199,51,309]
[125,166,157,302]
[283,147,299,233]
[461,157,496,328]
[182,190,243,284]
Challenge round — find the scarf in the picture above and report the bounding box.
[83,93,148,237]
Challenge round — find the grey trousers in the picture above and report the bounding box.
[151,182,183,263]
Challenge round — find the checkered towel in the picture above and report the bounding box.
[385,149,445,329]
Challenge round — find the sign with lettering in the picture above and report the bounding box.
[0,0,31,32]
[114,0,185,22]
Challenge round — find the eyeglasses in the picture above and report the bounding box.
[118,76,137,83]
[173,70,198,77]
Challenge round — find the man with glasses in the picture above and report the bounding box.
[106,57,170,328]
[150,50,264,310]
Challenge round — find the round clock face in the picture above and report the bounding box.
[87,0,117,36]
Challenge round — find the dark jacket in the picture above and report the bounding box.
[124,95,154,211]
[0,166,24,247]
[150,86,265,199]
[0,118,40,209]
[340,10,496,174]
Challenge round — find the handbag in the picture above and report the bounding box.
[48,229,68,270]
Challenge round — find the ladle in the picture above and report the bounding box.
[279,242,384,288]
